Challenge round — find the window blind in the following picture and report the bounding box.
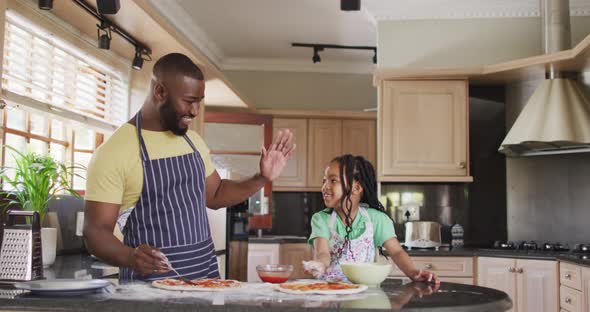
[1,11,129,132]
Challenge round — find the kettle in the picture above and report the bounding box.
[403,221,442,249]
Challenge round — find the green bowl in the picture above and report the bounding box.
[340,262,391,287]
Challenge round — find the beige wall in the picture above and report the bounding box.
[378,17,590,68]
[223,71,376,111]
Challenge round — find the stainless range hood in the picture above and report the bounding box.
[499,0,590,156]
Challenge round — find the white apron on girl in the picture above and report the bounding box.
[322,207,375,282]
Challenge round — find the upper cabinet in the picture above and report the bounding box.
[379,80,472,182]
[272,118,308,188]
[342,119,377,167]
[268,112,376,191]
[307,119,343,188]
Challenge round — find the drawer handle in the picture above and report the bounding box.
[565,297,572,304]
[508,267,515,273]
[516,268,523,274]
[424,264,433,270]
[565,273,572,279]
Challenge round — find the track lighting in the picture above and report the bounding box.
[70,0,152,70]
[96,0,120,15]
[132,46,152,70]
[312,47,323,64]
[341,0,361,11]
[38,0,53,10]
[132,50,144,70]
[97,21,112,50]
[292,43,377,65]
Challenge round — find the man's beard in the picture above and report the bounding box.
[159,99,188,136]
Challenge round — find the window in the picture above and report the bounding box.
[0,10,130,191]
[2,12,129,126]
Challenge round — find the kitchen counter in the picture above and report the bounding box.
[0,277,511,312]
[0,254,512,311]
[403,247,590,266]
[248,235,308,244]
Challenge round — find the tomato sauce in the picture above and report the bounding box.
[259,275,289,283]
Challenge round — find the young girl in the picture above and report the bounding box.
[305,154,439,284]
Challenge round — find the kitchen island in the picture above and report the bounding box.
[0,255,512,312]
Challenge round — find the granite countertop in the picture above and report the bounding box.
[0,260,512,312]
[404,247,590,267]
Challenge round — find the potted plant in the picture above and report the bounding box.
[0,146,83,267]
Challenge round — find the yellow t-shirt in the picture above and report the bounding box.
[85,123,216,210]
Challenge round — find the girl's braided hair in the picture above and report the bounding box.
[324,154,390,263]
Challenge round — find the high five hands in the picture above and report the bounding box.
[260,129,295,182]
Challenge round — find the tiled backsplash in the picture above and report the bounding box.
[380,183,469,243]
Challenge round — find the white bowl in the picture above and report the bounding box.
[340,262,391,287]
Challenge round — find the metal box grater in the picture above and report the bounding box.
[0,210,43,281]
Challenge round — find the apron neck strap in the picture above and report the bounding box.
[135,112,150,161]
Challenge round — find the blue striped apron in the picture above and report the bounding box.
[120,113,219,281]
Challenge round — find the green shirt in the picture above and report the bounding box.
[308,208,396,247]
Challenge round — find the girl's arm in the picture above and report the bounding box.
[383,237,440,284]
[312,237,331,271]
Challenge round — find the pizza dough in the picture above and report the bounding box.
[275,282,368,295]
[151,278,242,292]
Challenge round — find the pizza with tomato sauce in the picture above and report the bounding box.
[276,282,368,295]
[152,278,242,291]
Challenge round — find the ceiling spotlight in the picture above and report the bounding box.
[132,51,144,70]
[132,47,152,70]
[341,0,360,11]
[38,0,53,10]
[97,0,121,15]
[97,22,112,50]
[312,47,323,64]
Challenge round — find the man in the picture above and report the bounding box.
[84,53,294,281]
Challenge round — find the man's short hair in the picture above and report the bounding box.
[152,53,204,81]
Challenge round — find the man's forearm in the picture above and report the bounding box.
[207,174,267,209]
[83,225,134,268]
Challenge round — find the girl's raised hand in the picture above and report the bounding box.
[411,269,441,284]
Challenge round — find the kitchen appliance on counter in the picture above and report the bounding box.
[403,221,442,250]
[0,210,43,281]
[227,200,249,240]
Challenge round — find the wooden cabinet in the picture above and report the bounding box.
[342,119,376,166]
[307,119,342,188]
[477,257,516,307]
[583,267,590,312]
[383,256,474,285]
[477,257,558,312]
[559,262,590,312]
[517,259,559,312]
[379,80,471,182]
[272,119,308,187]
[273,116,376,190]
[247,243,280,282]
[279,243,313,279]
[228,241,248,282]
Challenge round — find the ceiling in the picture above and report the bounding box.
[149,0,590,75]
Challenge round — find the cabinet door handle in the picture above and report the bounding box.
[516,268,523,274]
[424,264,433,269]
[565,273,572,279]
[565,297,572,304]
[458,161,466,169]
[508,267,515,273]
